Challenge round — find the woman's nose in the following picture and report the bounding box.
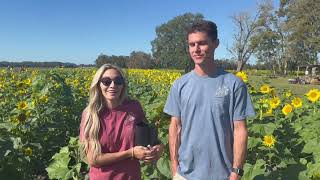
[109,81,115,88]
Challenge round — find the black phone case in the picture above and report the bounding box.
[134,122,159,147]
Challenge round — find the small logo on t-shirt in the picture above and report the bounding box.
[215,86,229,97]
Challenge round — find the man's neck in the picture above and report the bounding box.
[194,61,216,76]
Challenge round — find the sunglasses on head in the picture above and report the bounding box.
[100,76,124,86]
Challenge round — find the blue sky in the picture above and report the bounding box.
[0,0,278,65]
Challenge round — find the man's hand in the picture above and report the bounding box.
[229,172,241,180]
[143,144,164,163]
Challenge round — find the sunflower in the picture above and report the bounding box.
[282,104,293,116]
[269,97,281,109]
[260,85,271,94]
[24,147,33,156]
[284,90,292,97]
[73,79,79,86]
[291,97,303,108]
[306,89,320,103]
[235,71,248,83]
[23,78,32,86]
[264,108,273,116]
[17,101,28,110]
[262,135,276,148]
[18,90,27,95]
[40,95,49,103]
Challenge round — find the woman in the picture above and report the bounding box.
[79,64,162,180]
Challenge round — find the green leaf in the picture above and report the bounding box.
[302,139,320,154]
[74,163,82,174]
[4,150,11,156]
[250,123,277,135]
[247,137,260,149]
[69,137,79,146]
[45,107,55,115]
[64,169,75,180]
[25,156,31,162]
[30,143,42,150]
[299,158,308,165]
[156,157,171,178]
[242,159,265,180]
[0,122,15,131]
[281,163,308,180]
[11,137,22,150]
[306,162,320,178]
[46,147,71,180]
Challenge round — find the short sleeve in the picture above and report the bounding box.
[233,84,256,121]
[135,101,147,122]
[163,82,181,118]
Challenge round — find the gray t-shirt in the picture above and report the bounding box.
[164,69,255,180]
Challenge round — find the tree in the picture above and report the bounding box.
[95,54,109,67]
[251,0,290,74]
[151,13,204,71]
[283,0,320,65]
[228,11,260,72]
[251,0,320,74]
[95,54,128,68]
[215,58,237,70]
[127,51,154,69]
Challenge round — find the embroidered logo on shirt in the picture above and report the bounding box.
[215,86,229,97]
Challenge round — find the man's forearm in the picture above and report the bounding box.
[233,121,248,169]
[169,117,181,176]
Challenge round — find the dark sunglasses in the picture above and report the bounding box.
[100,77,124,86]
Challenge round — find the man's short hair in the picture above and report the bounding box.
[187,20,218,41]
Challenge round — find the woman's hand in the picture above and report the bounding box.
[143,144,164,163]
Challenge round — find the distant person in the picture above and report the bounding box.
[164,20,255,180]
[79,64,163,180]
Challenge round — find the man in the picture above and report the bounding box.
[164,20,255,180]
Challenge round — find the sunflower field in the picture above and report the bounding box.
[0,68,319,179]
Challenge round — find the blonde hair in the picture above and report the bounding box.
[79,64,128,161]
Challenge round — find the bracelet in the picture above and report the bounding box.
[131,147,135,159]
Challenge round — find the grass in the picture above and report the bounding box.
[249,75,320,96]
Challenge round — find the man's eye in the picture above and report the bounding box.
[198,41,208,45]
[189,43,195,47]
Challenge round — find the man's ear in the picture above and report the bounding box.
[213,38,219,48]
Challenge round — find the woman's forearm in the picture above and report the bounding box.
[88,148,132,167]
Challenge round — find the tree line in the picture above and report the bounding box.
[0,61,82,68]
[0,57,272,71]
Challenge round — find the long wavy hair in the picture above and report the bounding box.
[79,64,128,161]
